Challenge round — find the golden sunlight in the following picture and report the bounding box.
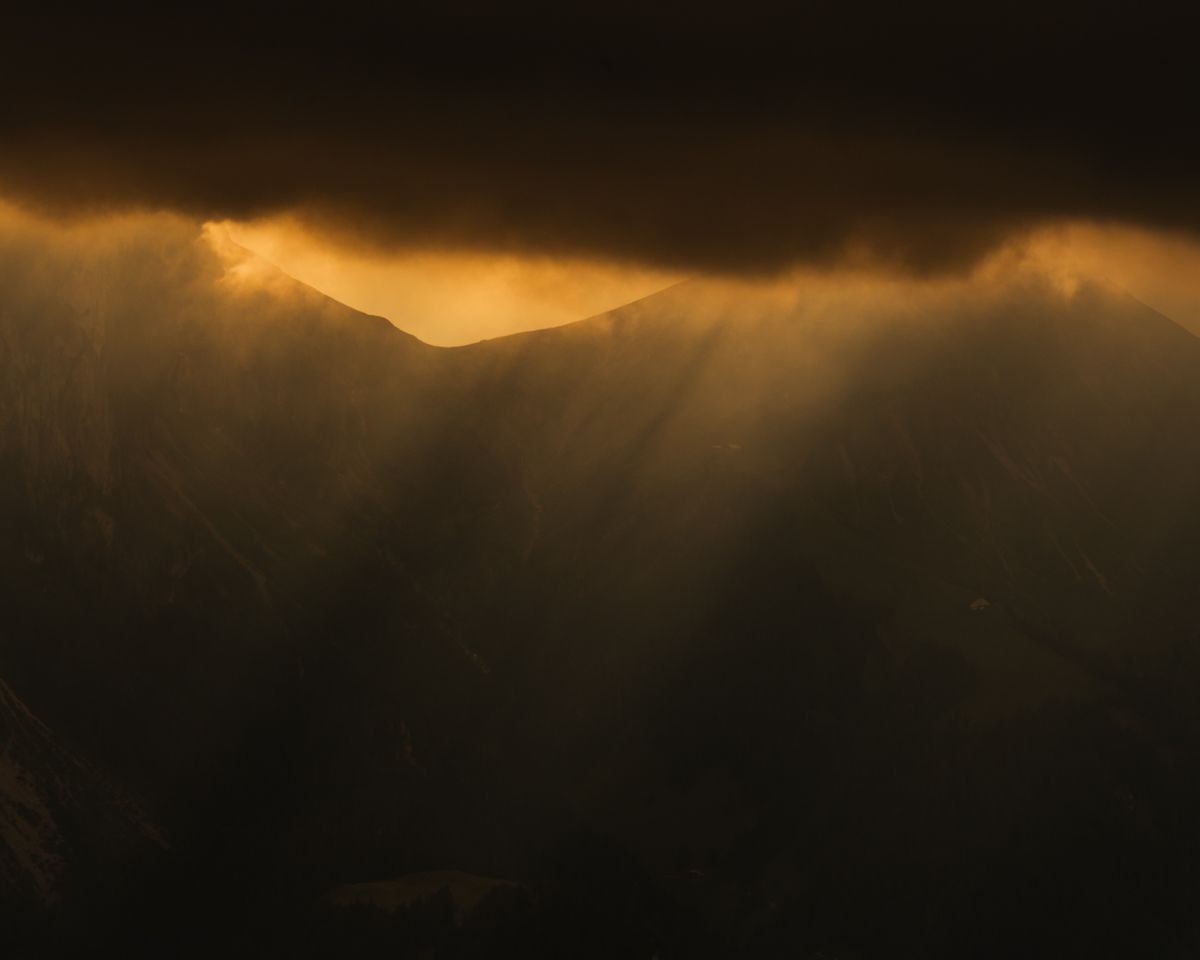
[1014,222,1200,335]
[213,217,681,346]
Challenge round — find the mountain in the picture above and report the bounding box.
[0,676,82,903]
[0,673,161,946]
[4,223,1200,956]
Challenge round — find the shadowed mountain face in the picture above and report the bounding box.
[0,675,162,960]
[4,229,1200,957]
[0,678,160,904]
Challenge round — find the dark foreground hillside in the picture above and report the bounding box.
[4,226,1200,957]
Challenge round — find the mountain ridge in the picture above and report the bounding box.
[4,228,1200,954]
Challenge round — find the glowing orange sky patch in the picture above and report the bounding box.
[215,217,681,346]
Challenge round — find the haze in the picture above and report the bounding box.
[7,7,1200,959]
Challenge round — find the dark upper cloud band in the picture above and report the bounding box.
[3,5,1198,273]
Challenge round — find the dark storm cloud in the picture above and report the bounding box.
[3,4,1199,272]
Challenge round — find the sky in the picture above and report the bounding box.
[216,217,680,344]
[208,216,1200,344]
[3,5,1200,341]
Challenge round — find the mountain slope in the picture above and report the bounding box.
[4,224,1200,955]
[0,677,160,908]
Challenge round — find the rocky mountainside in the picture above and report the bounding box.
[4,222,1200,956]
[0,676,160,909]
[0,677,78,902]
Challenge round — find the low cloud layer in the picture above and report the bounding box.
[3,7,1199,273]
